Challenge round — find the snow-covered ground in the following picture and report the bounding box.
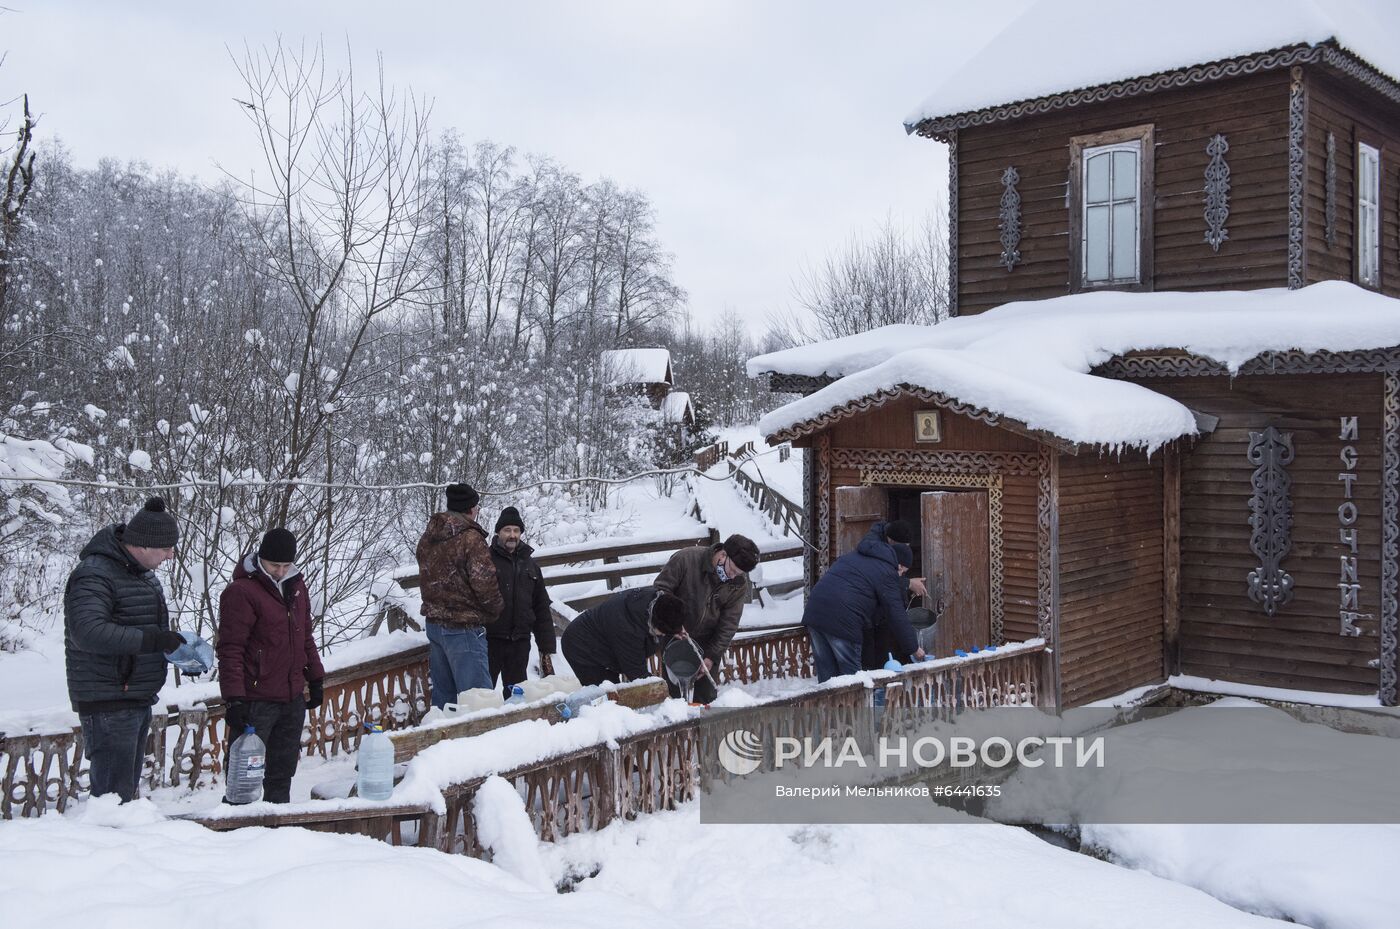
[992,699,1400,929]
[3,793,1294,929]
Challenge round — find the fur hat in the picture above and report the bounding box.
[446,482,480,513]
[258,527,297,563]
[494,506,525,533]
[722,534,761,573]
[649,590,690,636]
[124,497,179,549]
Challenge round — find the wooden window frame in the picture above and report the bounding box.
[1068,124,1155,293]
[1356,137,1382,289]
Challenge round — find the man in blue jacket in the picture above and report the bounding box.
[802,520,925,682]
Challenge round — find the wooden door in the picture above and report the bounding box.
[834,486,888,557]
[921,491,991,655]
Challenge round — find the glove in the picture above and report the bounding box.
[224,700,249,737]
[539,653,555,677]
[305,679,325,710]
[149,629,186,654]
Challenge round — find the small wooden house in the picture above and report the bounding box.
[752,7,1400,707]
[602,348,676,410]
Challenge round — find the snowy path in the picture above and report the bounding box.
[0,794,1293,929]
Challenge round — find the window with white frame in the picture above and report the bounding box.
[1081,141,1141,284]
[1358,142,1380,287]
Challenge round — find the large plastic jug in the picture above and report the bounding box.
[224,725,266,804]
[357,724,395,801]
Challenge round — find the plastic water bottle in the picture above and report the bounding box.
[558,684,608,720]
[883,653,903,671]
[224,725,266,805]
[505,685,526,705]
[357,723,395,801]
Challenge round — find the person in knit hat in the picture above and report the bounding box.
[802,520,925,682]
[486,506,556,700]
[216,527,326,803]
[415,482,504,708]
[63,497,184,801]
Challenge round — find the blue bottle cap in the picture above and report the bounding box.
[556,703,572,719]
[970,646,981,653]
[955,649,968,658]
[985,646,997,652]
[244,724,256,734]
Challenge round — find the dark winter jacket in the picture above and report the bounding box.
[217,552,326,703]
[415,511,504,627]
[487,538,556,653]
[802,522,918,655]
[63,524,173,711]
[560,586,666,681]
[653,544,750,664]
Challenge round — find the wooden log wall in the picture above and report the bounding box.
[1149,373,1384,693]
[1304,71,1400,296]
[956,70,1292,314]
[1056,453,1165,704]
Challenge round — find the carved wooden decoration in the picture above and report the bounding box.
[1203,134,1230,251]
[1287,67,1306,288]
[998,166,1022,271]
[1383,374,1399,705]
[1325,131,1338,246]
[1246,427,1296,615]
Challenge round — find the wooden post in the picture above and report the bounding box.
[603,554,621,590]
[1162,444,1181,679]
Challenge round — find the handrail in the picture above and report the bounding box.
[195,641,1050,853]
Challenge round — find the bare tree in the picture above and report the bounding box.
[768,212,949,347]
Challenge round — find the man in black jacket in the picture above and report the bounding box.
[560,587,689,686]
[63,497,185,802]
[487,506,557,700]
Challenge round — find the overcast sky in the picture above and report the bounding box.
[1,1,1033,331]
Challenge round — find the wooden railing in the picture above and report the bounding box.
[731,463,807,538]
[694,440,730,471]
[193,641,1052,854]
[0,645,431,820]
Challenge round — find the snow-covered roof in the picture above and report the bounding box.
[905,0,1400,132]
[602,348,673,386]
[660,390,694,425]
[753,282,1400,453]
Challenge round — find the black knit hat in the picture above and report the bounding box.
[124,497,179,549]
[892,543,914,570]
[885,520,914,545]
[494,506,525,533]
[722,534,760,572]
[258,527,298,563]
[649,590,690,636]
[446,482,480,513]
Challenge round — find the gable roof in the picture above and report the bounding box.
[660,390,695,425]
[753,282,1400,453]
[905,0,1400,137]
[602,348,674,387]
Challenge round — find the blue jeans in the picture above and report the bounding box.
[79,705,152,802]
[426,623,492,708]
[807,627,863,683]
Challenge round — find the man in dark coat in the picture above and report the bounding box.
[653,534,759,700]
[64,497,185,802]
[487,506,556,701]
[416,482,505,707]
[802,521,924,682]
[217,527,326,803]
[560,587,689,687]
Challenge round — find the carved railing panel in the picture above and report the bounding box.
[1203,134,1230,251]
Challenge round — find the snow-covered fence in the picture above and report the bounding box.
[693,440,729,471]
[730,463,807,539]
[190,641,1051,854]
[0,644,430,820]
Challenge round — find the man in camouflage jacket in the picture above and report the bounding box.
[415,483,504,707]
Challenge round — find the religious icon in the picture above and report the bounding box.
[915,410,941,443]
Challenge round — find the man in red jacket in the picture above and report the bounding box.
[217,528,326,803]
